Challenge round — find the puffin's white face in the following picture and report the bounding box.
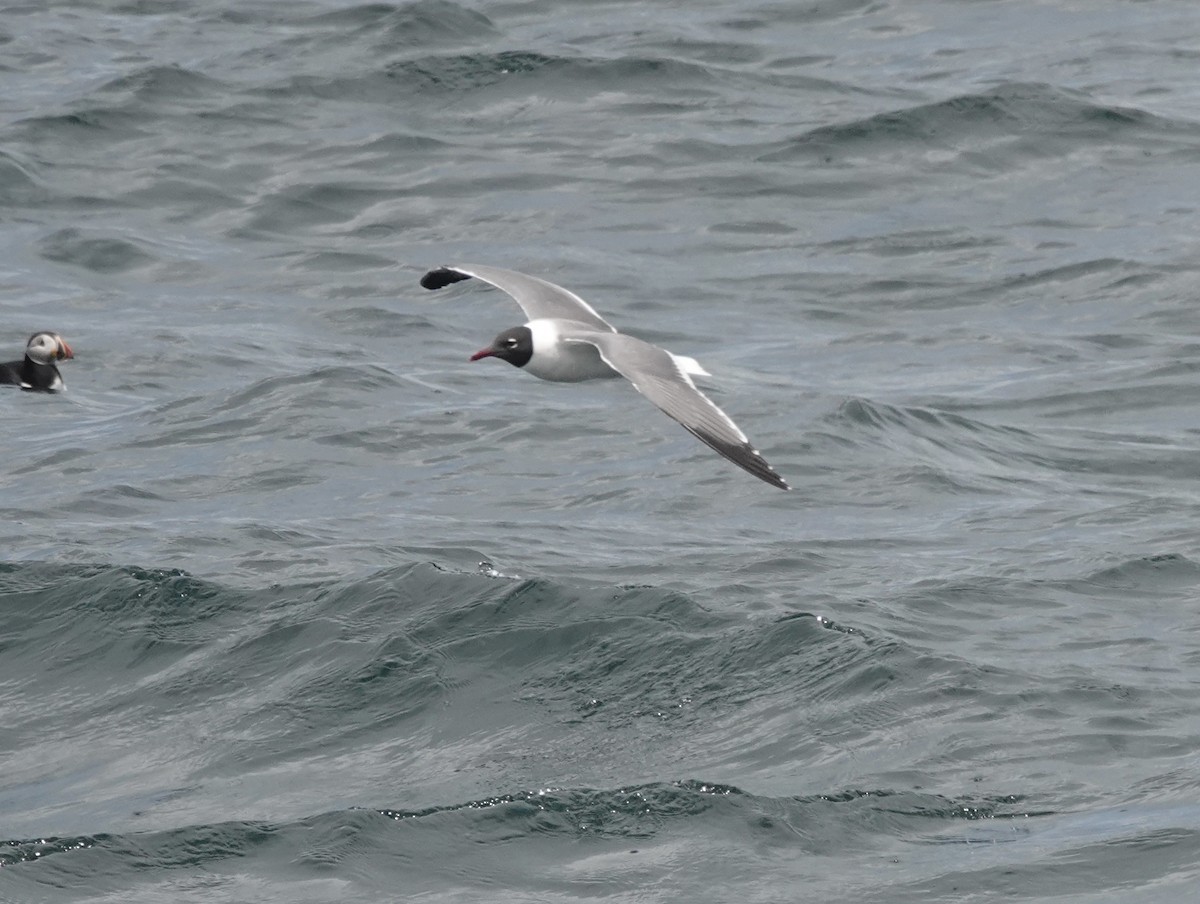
[25,332,73,366]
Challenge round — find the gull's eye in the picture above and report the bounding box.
[506,338,518,348]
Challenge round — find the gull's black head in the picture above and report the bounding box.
[470,326,533,368]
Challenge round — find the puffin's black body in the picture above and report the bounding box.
[0,358,60,391]
[0,332,74,393]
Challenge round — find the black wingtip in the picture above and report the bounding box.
[725,440,791,491]
[758,466,792,491]
[420,267,472,291]
[687,428,791,490]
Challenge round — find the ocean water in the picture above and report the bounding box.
[3,0,1200,900]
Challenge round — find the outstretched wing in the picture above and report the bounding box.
[565,331,790,490]
[421,264,616,333]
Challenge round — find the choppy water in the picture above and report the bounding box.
[3,1,1200,901]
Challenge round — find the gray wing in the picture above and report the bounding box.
[420,264,616,332]
[565,331,791,490]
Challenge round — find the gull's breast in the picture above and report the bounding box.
[523,319,621,383]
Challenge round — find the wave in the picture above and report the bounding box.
[3,780,1042,870]
[36,228,161,275]
[0,560,992,835]
[760,81,1200,165]
[303,0,496,41]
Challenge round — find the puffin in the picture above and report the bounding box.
[0,332,75,392]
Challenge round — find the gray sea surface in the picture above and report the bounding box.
[3,0,1200,900]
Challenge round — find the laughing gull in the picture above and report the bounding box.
[420,264,790,490]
